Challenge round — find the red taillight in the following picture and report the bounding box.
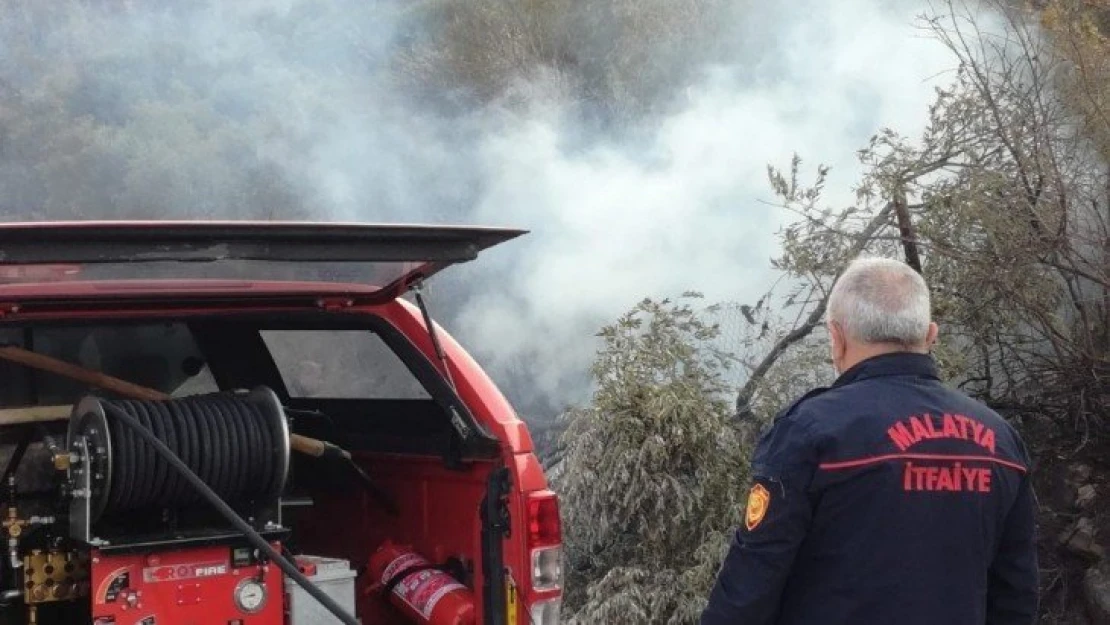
[527,492,561,548]
[526,490,563,602]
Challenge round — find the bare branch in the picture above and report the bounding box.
[734,203,896,418]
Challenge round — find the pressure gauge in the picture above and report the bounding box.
[234,578,267,614]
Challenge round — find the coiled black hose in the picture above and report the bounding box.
[98,402,361,625]
[97,393,283,517]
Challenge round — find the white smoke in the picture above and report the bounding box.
[442,0,958,414]
[0,0,960,417]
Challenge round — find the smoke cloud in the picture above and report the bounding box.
[0,0,957,418]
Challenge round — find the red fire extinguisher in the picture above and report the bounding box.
[369,541,476,625]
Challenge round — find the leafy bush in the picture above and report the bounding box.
[555,295,748,624]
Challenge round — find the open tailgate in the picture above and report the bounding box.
[0,221,526,303]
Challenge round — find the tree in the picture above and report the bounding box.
[1040,0,1110,163]
[556,294,748,624]
[392,0,737,125]
[737,0,1108,432]
[723,0,1109,618]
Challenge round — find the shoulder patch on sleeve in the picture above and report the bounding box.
[745,483,771,531]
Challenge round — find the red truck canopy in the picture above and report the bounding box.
[0,220,525,302]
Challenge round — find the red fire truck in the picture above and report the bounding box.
[0,221,560,625]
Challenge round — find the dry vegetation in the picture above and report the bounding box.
[392,0,736,122]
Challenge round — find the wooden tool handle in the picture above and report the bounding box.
[289,434,329,457]
[0,346,169,401]
[0,345,330,457]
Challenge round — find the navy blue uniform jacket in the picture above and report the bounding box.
[701,352,1038,625]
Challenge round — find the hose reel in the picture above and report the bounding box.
[65,387,290,546]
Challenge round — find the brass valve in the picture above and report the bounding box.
[52,453,72,472]
[1,506,50,539]
[23,549,90,605]
[3,506,26,539]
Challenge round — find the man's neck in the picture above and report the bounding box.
[840,343,926,373]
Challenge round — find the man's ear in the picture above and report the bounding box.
[925,321,939,350]
[828,320,847,361]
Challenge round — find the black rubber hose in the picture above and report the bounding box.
[233,399,262,499]
[215,400,236,497]
[109,402,135,512]
[183,398,216,506]
[246,398,277,501]
[197,399,228,499]
[100,402,361,625]
[136,401,169,508]
[0,427,35,489]
[98,395,283,513]
[223,399,251,504]
[150,401,183,508]
[222,397,257,504]
[131,401,155,512]
[193,399,217,502]
[177,399,202,506]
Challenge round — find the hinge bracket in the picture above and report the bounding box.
[315,297,354,311]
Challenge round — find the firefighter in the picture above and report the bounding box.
[701,257,1038,625]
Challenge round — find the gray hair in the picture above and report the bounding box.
[827,257,932,346]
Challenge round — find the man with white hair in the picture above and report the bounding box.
[700,256,1038,625]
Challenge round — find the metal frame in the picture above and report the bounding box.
[67,399,113,545]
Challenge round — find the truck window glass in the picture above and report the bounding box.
[0,324,218,408]
[261,330,431,400]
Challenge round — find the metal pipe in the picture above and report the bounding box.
[7,539,18,573]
